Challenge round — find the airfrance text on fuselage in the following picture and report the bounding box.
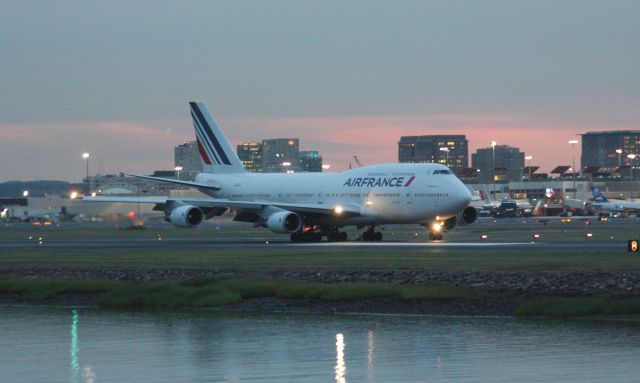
[343,176,415,188]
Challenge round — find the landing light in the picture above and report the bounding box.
[532,233,540,239]
[432,223,442,233]
[586,232,593,238]
[334,206,344,215]
[480,234,488,240]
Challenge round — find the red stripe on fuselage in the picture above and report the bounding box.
[404,176,416,187]
[196,138,212,165]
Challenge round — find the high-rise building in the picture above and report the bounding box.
[398,135,468,169]
[237,141,263,172]
[581,131,640,169]
[174,141,202,180]
[261,138,300,173]
[472,145,524,183]
[298,151,323,172]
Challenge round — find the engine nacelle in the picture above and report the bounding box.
[266,210,302,234]
[443,216,457,231]
[168,205,204,227]
[460,206,478,225]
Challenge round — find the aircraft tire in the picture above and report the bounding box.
[429,232,443,241]
[328,231,347,242]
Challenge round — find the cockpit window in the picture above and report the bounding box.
[433,169,452,175]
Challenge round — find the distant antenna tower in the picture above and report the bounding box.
[353,156,363,167]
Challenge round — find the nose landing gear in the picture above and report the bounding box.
[428,231,444,241]
[428,222,444,240]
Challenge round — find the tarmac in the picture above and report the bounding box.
[0,216,636,253]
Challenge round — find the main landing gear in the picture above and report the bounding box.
[290,227,322,242]
[361,226,383,241]
[290,226,347,242]
[327,229,348,242]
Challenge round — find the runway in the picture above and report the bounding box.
[0,235,626,252]
[1,219,634,253]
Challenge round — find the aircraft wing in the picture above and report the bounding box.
[126,174,221,191]
[82,196,362,216]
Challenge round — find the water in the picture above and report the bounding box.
[1,307,639,383]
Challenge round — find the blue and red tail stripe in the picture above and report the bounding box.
[190,102,232,166]
[196,138,212,165]
[191,110,222,165]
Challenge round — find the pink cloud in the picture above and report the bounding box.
[222,114,584,173]
[0,120,191,181]
[0,113,595,181]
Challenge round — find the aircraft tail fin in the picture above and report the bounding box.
[189,101,247,174]
[591,187,608,202]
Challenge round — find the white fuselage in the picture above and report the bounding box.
[195,163,472,226]
[592,199,640,212]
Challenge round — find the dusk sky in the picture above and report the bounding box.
[1,0,639,181]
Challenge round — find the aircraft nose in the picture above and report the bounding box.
[454,180,472,207]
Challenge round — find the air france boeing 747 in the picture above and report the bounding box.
[84,102,477,241]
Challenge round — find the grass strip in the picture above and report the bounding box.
[514,297,640,318]
[2,247,638,272]
[0,276,469,309]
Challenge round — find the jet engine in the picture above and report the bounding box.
[460,206,478,225]
[443,216,457,231]
[442,206,478,230]
[266,210,302,233]
[168,205,204,227]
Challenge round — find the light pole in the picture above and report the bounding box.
[569,140,578,199]
[628,154,636,180]
[616,148,623,169]
[491,141,497,201]
[82,152,90,195]
[525,155,532,181]
[439,147,449,166]
[174,166,183,197]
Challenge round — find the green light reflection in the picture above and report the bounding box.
[70,309,79,383]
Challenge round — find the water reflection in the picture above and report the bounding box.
[335,333,347,383]
[70,309,79,383]
[82,366,96,383]
[70,310,97,383]
[367,331,374,383]
[2,308,640,383]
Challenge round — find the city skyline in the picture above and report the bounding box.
[2,1,639,181]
